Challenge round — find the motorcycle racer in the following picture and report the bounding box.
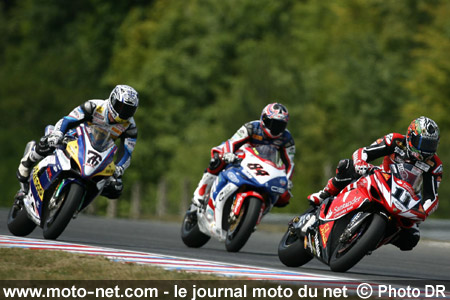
[16,85,139,199]
[307,116,443,251]
[192,102,295,208]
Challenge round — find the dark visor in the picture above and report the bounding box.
[113,100,137,119]
[411,134,438,155]
[263,117,287,136]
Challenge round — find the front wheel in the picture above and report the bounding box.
[278,229,313,267]
[180,206,210,248]
[43,183,84,240]
[329,213,387,272]
[7,202,37,236]
[225,196,262,252]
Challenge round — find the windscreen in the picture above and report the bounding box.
[86,125,115,152]
[390,163,423,194]
[252,144,283,167]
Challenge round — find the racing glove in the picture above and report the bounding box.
[223,152,237,164]
[47,130,64,148]
[354,160,374,176]
[114,165,124,178]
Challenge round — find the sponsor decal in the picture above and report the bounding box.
[319,222,332,248]
[93,112,105,122]
[235,129,246,138]
[233,193,245,214]
[217,183,236,202]
[333,197,362,214]
[46,166,53,181]
[273,139,283,146]
[415,160,431,172]
[252,134,263,141]
[69,109,81,119]
[394,146,406,157]
[112,127,122,136]
[271,186,285,193]
[32,167,44,201]
[227,171,240,184]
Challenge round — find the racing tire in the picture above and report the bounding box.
[43,183,84,240]
[7,203,37,236]
[329,213,387,272]
[278,229,313,267]
[225,196,262,252]
[181,206,210,248]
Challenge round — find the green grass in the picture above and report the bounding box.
[0,247,360,300]
[0,247,219,280]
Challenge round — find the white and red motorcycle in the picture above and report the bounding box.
[181,144,289,252]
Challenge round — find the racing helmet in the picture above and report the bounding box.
[260,103,289,138]
[107,85,139,122]
[406,116,440,161]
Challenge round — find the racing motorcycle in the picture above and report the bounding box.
[181,144,289,252]
[7,123,118,240]
[278,162,428,272]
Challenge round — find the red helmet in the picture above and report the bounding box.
[406,116,440,161]
[260,103,289,138]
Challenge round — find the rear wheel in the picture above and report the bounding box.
[43,183,84,240]
[329,213,386,272]
[225,197,262,252]
[181,205,210,248]
[278,229,313,267]
[7,201,37,236]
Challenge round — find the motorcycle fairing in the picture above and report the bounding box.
[198,146,288,242]
[68,126,117,178]
[29,149,72,213]
[372,170,426,222]
[24,124,117,227]
[322,179,370,221]
[318,220,334,249]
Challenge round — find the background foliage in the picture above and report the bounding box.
[1,0,448,217]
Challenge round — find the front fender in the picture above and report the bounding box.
[233,191,264,216]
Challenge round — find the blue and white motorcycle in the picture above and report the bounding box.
[181,144,289,252]
[7,123,118,240]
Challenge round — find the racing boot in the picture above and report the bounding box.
[192,172,217,207]
[12,189,27,210]
[307,178,340,206]
[17,141,42,184]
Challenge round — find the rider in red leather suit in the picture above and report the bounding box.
[308,116,442,251]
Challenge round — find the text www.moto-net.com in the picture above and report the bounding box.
[3,286,159,299]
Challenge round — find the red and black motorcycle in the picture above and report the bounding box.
[278,162,428,272]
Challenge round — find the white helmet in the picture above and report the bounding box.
[108,85,139,122]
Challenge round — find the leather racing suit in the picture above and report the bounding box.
[317,132,443,250]
[18,99,137,199]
